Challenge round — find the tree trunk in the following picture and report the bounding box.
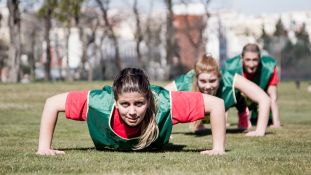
[79,27,87,80]
[165,0,178,65]
[87,21,99,82]
[133,0,143,68]
[65,27,72,81]
[54,33,63,80]
[96,0,122,71]
[44,8,52,81]
[7,0,21,83]
[29,29,36,81]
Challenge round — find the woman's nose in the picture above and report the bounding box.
[205,83,212,89]
[249,61,256,67]
[128,106,137,115]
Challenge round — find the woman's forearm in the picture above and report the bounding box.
[270,96,281,126]
[202,94,226,152]
[255,97,270,135]
[37,93,67,152]
[267,86,281,127]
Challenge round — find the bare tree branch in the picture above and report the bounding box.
[96,0,122,71]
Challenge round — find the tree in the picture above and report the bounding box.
[79,15,98,81]
[132,0,143,68]
[38,0,58,81]
[165,0,178,64]
[55,0,84,81]
[21,13,43,81]
[271,19,288,59]
[259,25,272,52]
[274,18,287,37]
[294,23,311,58]
[7,0,22,83]
[0,39,9,82]
[165,0,181,79]
[179,0,208,61]
[281,23,311,80]
[96,0,122,72]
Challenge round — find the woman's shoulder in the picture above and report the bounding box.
[150,85,169,94]
[150,85,171,104]
[89,85,114,101]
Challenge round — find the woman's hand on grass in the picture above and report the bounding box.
[200,149,225,156]
[270,124,282,128]
[245,130,265,137]
[36,149,65,156]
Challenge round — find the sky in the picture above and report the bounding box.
[1,0,311,15]
[109,0,311,15]
[208,0,311,15]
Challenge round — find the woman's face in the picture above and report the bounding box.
[197,72,220,95]
[115,92,148,127]
[242,52,260,74]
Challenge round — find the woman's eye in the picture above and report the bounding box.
[135,102,143,107]
[121,103,129,107]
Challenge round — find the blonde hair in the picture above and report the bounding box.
[192,54,221,92]
[113,68,159,150]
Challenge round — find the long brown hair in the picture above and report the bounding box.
[113,68,159,150]
[192,54,221,92]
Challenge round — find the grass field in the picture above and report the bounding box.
[0,81,310,175]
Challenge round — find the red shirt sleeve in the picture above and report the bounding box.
[171,91,205,125]
[268,67,279,86]
[65,91,88,121]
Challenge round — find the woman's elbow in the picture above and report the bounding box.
[269,94,278,104]
[45,96,54,106]
[260,94,271,108]
[44,95,64,111]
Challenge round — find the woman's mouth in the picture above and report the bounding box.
[126,116,139,123]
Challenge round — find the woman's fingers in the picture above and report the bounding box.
[36,149,65,156]
[200,149,225,156]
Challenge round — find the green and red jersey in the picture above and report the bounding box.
[225,55,278,90]
[174,70,237,111]
[65,85,205,150]
[224,55,278,121]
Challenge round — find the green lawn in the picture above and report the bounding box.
[0,81,310,175]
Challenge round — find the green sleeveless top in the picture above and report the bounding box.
[224,55,277,90]
[174,70,237,111]
[87,85,172,150]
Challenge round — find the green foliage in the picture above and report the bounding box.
[37,0,84,26]
[260,26,272,52]
[54,0,84,26]
[280,23,311,79]
[294,23,311,58]
[37,0,58,18]
[259,18,311,80]
[0,81,311,174]
[274,18,287,37]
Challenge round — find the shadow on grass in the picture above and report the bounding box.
[262,131,274,135]
[59,147,96,151]
[56,143,231,153]
[172,128,249,137]
[158,143,232,153]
